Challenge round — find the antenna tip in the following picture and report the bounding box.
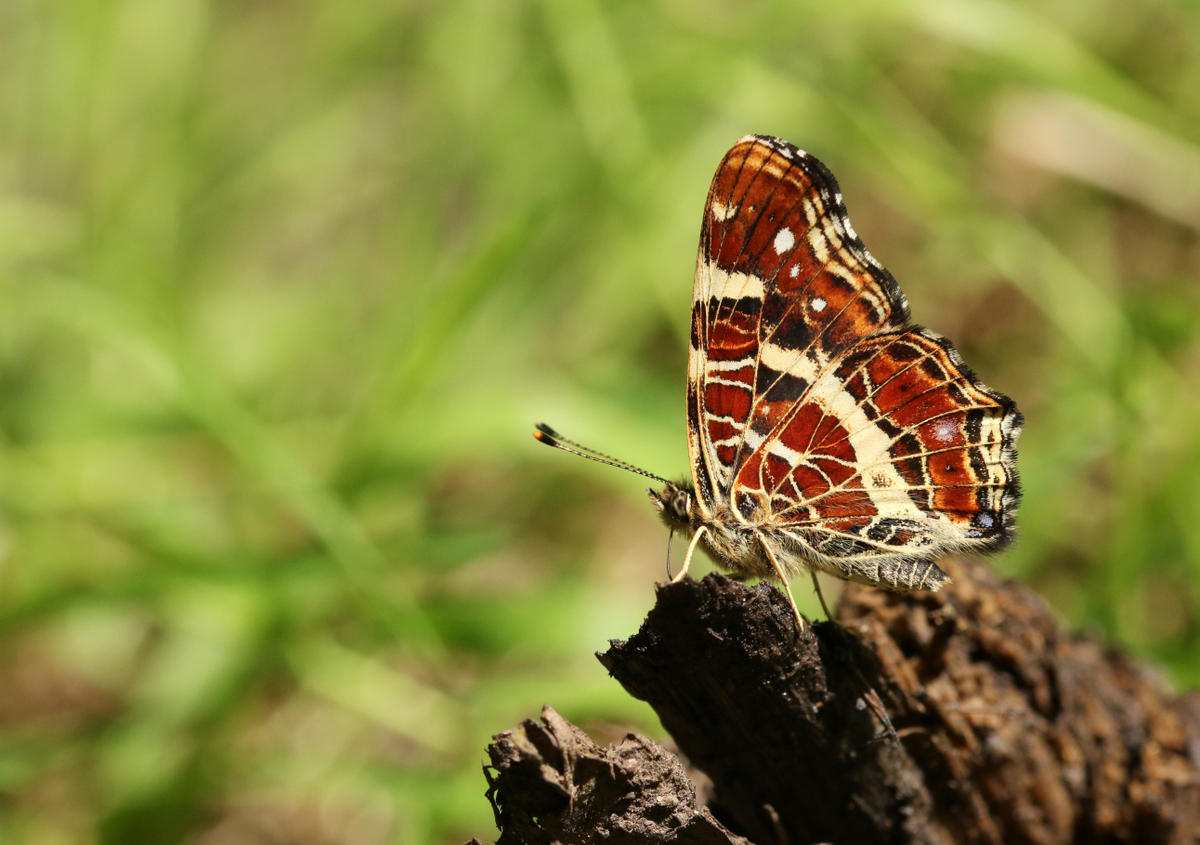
[532,430,557,446]
[534,422,559,437]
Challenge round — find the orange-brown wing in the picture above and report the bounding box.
[686,135,1020,572]
[688,135,909,509]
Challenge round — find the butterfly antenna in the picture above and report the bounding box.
[533,422,671,485]
[536,423,644,467]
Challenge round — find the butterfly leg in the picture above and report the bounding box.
[757,533,805,633]
[671,526,709,584]
[810,571,834,621]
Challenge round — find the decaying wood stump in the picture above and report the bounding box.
[482,704,749,845]
[478,558,1200,844]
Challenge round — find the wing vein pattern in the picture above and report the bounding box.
[686,135,1022,574]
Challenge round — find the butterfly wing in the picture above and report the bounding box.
[687,136,1021,582]
[688,135,909,510]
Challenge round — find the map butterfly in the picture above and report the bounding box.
[536,135,1022,631]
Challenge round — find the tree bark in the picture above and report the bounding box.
[479,558,1200,844]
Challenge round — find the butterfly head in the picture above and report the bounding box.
[649,480,694,531]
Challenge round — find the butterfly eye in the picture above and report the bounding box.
[671,492,690,521]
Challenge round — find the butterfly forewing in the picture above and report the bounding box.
[688,135,1021,581]
[689,138,909,502]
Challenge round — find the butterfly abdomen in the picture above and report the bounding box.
[837,556,952,592]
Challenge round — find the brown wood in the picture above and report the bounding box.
[478,558,1200,844]
[482,704,750,845]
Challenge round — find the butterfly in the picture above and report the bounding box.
[535,135,1022,631]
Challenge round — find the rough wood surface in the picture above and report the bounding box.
[482,704,749,845]
[479,558,1200,844]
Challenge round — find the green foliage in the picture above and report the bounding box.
[2,0,1200,841]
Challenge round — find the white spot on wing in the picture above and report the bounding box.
[711,202,735,222]
[929,417,960,445]
[759,343,824,383]
[707,357,755,372]
[700,261,767,303]
[705,375,754,389]
[773,227,795,254]
[743,427,765,451]
[811,297,826,312]
[805,217,830,264]
[789,265,799,278]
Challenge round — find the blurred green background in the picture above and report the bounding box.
[3,0,1200,842]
